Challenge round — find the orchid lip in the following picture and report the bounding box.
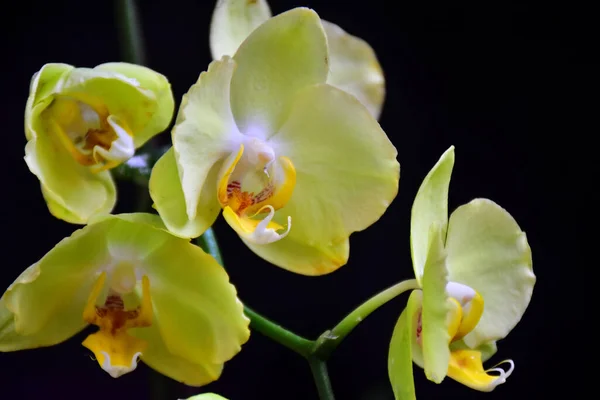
[217,139,296,243]
[81,272,153,378]
[47,97,135,171]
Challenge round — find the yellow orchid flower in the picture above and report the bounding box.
[25,63,174,224]
[150,8,399,275]
[0,214,249,386]
[209,0,385,119]
[388,146,535,399]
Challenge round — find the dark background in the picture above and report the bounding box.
[1,0,587,399]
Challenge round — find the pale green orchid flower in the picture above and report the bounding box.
[388,146,535,399]
[0,214,249,386]
[150,8,399,275]
[25,63,174,224]
[209,0,385,119]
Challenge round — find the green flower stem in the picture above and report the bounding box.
[314,279,420,359]
[196,227,224,266]
[116,0,146,65]
[309,357,336,400]
[243,305,315,357]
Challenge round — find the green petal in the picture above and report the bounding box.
[25,63,116,224]
[254,84,398,275]
[209,0,271,60]
[321,20,385,119]
[0,222,114,351]
[95,62,175,147]
[410,146,455,284]
[230,7,328,135]
[243,235,349,276]
[59,67,157,140]
[131,222,250,370]
[388,290,421,400]
[420,223,450,383]
[25,63,73,141]
[149,148,221,239]
[171,57,240,220]
[446,198,535,348]
[25,132,116,224]
[181,394,228,400]
[134,320,224,386]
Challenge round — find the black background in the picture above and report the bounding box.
[1,0,587,399]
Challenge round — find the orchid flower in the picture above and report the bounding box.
[0,214,249,386]
[388,146,535,399]
[150,8,399,275]
[25,63,174,224]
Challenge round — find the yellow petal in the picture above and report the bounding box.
[217,144,245,207]
[446,298,463,344]
[216,143,296,217]
[81,274,152,379]
[82,330,146,378]
[244,156,296,216]
[223,205,290,245]
[448,350,514,392]
[454,291,484,341]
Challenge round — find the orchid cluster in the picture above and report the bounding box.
[0,1,535,399]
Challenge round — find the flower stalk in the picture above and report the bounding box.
[314,279,420,359]
[116,0,146,65]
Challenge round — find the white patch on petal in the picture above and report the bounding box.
[244,123,270,141]
[112,72,141,87]
[100,351,142,378]
[93,115,135,163]
[446,281,476,305]
[108,261,138,294]
[244,136,275,166]
[79,102,102,128]
[247,205,291,245]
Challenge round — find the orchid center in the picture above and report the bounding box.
[416,281,514,391]
[46,97,135,172]
[217,138,296,245]
[82,269,152,378]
